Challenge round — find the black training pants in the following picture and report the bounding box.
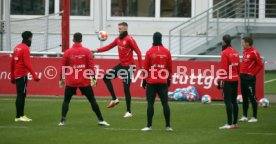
[15,76,28,118]
[146,84,170,127]
[223,81,239,125]
[240,74,258,118]
[61,86,104,121]
[103,64,132,112]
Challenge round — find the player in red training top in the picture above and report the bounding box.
[141,32,173,132]
[92,22,143,118]
[58,33,109,127]
[217,34,240,129]
[11,31,40,122]
[239,36,263,123]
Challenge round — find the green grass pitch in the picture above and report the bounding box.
[265,73,276,94]
[0,97,275,144]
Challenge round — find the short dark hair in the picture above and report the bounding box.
[243,36,253,46]
[118,22,128,27]
[153,32,162,46]
[22,31,33,40]
[73,32,82,43]
[223,34,231,45]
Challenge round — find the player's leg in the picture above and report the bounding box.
[80,86,104,121]
[21,76,28,116]
[21,77,31,121]
[248,77,258,122]
[156,84,172,131]
[122,66,132,117]
[231,81,239,127]
[141,84,156,131]
[103,64,120,108]
[15,76,30,122]
[59,86,76,125]
[220,81,233,129]
[240,76,250,121]
[15,76,25,118]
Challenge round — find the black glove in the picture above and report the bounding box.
[142,80,147,89]
[217,80,222,90]
[167,79,171,87]
[11,79,15,84]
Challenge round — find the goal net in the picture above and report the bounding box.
[8,12,62,52]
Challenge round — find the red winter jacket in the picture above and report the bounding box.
[61,43,95,87]
[97,35,143,68]
[219,46,240,81]
[144,45,172,84]
[10,43,38,81]
[240,47,263,76]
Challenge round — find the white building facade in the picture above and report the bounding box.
[1,0,276,69]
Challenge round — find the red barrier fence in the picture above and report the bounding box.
[0,55,264,100]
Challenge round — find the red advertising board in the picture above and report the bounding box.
[0,55,264,100]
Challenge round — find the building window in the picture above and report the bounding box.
[11,0,55,15]
[213,0,259,18]
[111,0,155,17]
[70,0,90,16]
[248,0,259,18]
[59,0,91,16]
[160,0,191,17]
[266,0,276,18]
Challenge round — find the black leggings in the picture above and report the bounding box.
[223,81,238,125]
[15,76,28,118]
[240,74,257,118]
[103,64,132,112]
[146,84,170,127]
[61,86,104,121]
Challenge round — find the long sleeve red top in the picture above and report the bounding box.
[144,45,172,84]
[240,47,263,76]
[61,43,95,87]
[219,46,240,81]
[10,43,38,81]
[97,35,143,68]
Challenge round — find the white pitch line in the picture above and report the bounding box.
[265,79,276,84]
[0,126,28,129]
[247,133,276,136]
[104,128,163,131]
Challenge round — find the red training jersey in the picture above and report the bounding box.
[10,43,38,81]
[219,46,240,81]
[97,35,143,68]
[240,47,263,76]
[144,45,172,84]
[61,43,95,87]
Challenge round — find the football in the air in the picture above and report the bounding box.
[98,31,108,41]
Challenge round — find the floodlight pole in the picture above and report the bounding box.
[62,0,70,52]
[0,0,3,51]
[5,0,11,51]
[45,0,49,51]
[99,0,103,48]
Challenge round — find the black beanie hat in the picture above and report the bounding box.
[22,31,33,40]
[153,32,162,46]
[222,34,231,46]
